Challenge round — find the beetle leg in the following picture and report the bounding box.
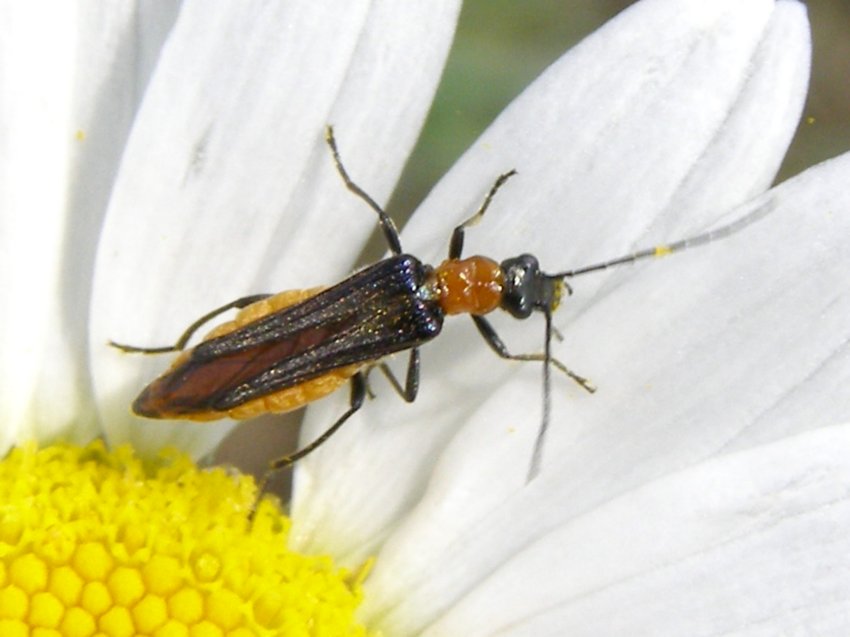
[267,371,367,473]
[374,348,420,402]
[324,125,403,256]
[471,315,596,393]
[448,170,517,259]
[110,293,272,354]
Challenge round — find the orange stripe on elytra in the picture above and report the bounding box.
[168,287,364,421]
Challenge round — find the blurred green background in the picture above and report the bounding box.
[387,0,850,223]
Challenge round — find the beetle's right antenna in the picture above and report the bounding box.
[553,199,776,279]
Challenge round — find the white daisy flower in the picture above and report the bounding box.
[2,0,848,635]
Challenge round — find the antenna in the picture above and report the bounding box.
[553,198,776,279]
[527,196,776,481]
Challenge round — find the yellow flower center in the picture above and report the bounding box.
[0,441,372,636]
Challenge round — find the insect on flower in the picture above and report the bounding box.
[113,126,763,479]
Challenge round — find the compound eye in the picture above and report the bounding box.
[499,254,540,319]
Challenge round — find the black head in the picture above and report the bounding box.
[499,254,569,319]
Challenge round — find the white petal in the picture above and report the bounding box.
[356,149,850,630]
[90,0,460,456]
[357,147,850,632]
[422,424,850,636]
[291,0,810,563]
[405,0,809,266]
[0,2,179,451]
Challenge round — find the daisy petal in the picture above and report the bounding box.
[421,424,850,636]
[404,0,810,266]
[90,1,460,456]
[291,0,810,564]
[0,2,180,450]
[357,150,850,629]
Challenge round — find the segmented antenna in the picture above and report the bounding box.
[527,310,554,482]
[554,198,776,279]
[527,197,776,481]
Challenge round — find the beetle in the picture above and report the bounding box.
[114,126,751,479]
